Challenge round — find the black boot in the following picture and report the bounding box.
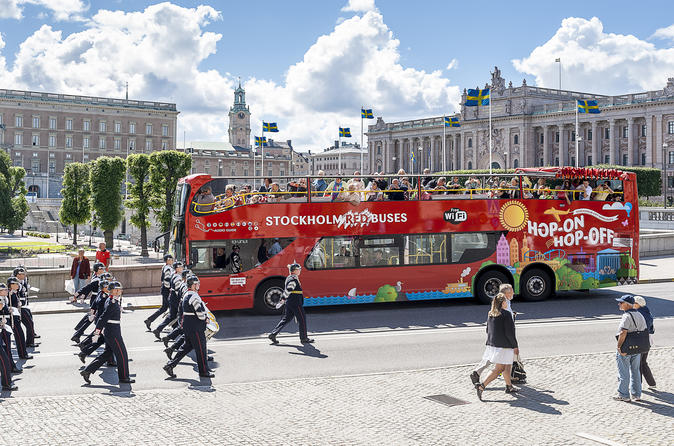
[80,370,91,384]
[163,364,176,378]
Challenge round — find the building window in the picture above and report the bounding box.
[66,153,72,159]
[669,151,674,165]
[83,136,90,148]
[145,139,152,151]
[32,135,39,146]
[587,129,592,141]
[539,133,544,144]
[99,137,106,149]
[14,133,23,145]
[513,134,519,145]
[668,121,674,134]
[129,122,136,134]
[467,138,472,148]
[32,160,40,173]
[622,154,628,165]
[622,126,628,138]
[604,154,610,164]
[49,135,56,147]
[604,128,610,139]
[32,116,40,128]
[539,158,543,166]
[467,161,472,170]
[571,157,575,166]
[555,132,559,143]
[513,159,519,168]
[15,116,23,127]
[99,121,106,132]
[49,160,55,174]
[571,131,575,142]
[49,117,57,130]
[555,157,559,165]
[66,118,73,130]
[114,121,121,133]
[641,153,646,165]
[66,136,73,148]
[161,140,168,150]
[83,154,89,161]
[146,123,152,135]
[83,120,90,132]
[641,125,646,137]
[114,138,121,150]
[129,139,135,151]
[162,124,169,137]
[588,155,592,165]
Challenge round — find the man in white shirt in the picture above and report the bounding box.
[581,180,592,200]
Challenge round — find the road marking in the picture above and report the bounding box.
[576,432,624,446]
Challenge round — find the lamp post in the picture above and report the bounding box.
[664,142,669,209]
[577,136,583,167]
[392,156,396,174]
[503,151,508,169]
[418,147,423,175]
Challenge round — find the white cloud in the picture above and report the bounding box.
[512,17,674,94]
[341,0,376,13]
[446,58,458,70]
[652,24,674,41]
[25,0,89,21]
[0,0,23,19]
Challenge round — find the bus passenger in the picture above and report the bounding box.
[498,181,510,199]
[259,178,272,193]
[555,183,571,205]
[509,177,520,199]
[196,186,215,213]
[580,180,592,200]
[313,171,328,193]
[465,176,480,196]
[227,245,242,274]
[257,239,269,266]
[594,181,614,200]
[348,171,365,197]
[373,250,386,266]
[324,177,344,202]
[387,178,407,201]
[269,238,282,257]
[397,169,406,175]
[343,183,361,205]
[533,178,546,198]
[268,183,282,202]
[433,177,448,196]
[447,177,461,194]
[365,179,382,201]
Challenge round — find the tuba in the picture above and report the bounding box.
[205,310,219,340]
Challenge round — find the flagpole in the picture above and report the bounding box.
[360,107,364,174]
[489,87,493,175]
[575,101,579,168]
[261,124,265,180]
[338,130,341,176]
[443,115,447,172]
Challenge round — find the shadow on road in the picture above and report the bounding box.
[211,287,674,340]
[286,343,328,359]
[479,384,568,414]
[638,389,674,416]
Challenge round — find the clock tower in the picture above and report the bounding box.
[228,80,251,148]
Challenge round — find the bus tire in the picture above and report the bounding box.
[254,279,285,315]
[475,270,508,305]
[520,268,552,302]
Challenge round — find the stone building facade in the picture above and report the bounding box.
[366,67,674,194]
[0,88,178,198]
[311,141,369,175]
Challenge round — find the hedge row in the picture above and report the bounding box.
[26,231,51,238]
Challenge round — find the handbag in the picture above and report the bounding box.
[511,354,527,383]
[619,312,650,355]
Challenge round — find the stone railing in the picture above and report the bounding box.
[639,207,674,230]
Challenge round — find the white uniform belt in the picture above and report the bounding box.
[11,307,20,316]
[107,320,121,324]
[183,312,195,315]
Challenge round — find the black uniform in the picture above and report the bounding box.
[166,291,209,376]
[154,272,182,334]
[83,297,131,381]
[270,274,309,341]
[0,328,12,388]
[79,290,109,357]
[9,289,28,358]
[165,280,188,348]
[18,278,37,346]
[227,251,241,274]
[0,296,17,377]
[146,264,173,325]
[72,276,102,339]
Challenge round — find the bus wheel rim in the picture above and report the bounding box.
[527,277,545,296]
[264,287,282,308]
[484,278,502,298]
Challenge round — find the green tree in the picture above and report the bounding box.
[126,154,153,257]
[0,151,29,233]
[149,150,192,249]
[89,156,125,248]
[58,163,91,246]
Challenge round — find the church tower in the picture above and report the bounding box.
[228,80,251,148]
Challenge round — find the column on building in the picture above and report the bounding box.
[591,121,598,166]
[627,117,635,166]
[645,116,652,166]
[428,137,434,172]
[473,131,478,170]
[559,124,567,167]
[609,119,617,165]
[655,115,663,165]
[543,125,549,167]
[505,127,512,169]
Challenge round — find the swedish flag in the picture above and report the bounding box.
[410,150,416,163]
[255,136,267,147]
[465,88,490,106]
[361,108,374,119]
[444,116,460,127]
[263,122,279,132]
[577,99,600,114]
[339,127,352,137]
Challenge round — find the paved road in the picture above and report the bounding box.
[7,282,673,398]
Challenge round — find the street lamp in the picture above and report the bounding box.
[577,136,583,167]
[503,151,508,169]
[418,147,423,175]
[392,156,396,174]
[664,142,669,209]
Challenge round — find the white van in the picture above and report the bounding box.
[26,192,38,203]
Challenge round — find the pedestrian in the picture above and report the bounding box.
[633,295,656,390]
[152,262,184,339]
[613,294,647,402]
[268,263,314,345]
[474,293,519,401]
[163,275,214,379]
[14,267,40,348]
[70,249,91,298]
[0,284,18,391]
[144,254,174,331]
[268,238,282,257]
[81,281,135,385]
[70,262,106,344]
[96,242,111,270]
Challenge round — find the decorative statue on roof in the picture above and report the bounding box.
[491,66,506,94]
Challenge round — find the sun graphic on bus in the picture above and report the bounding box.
[499,201,529,232]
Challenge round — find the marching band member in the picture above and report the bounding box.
[14,267,40,347]
[70,262,106,344]
[145,254,174,331]
[0,284,18,391]
[163,275,214,379]
[77,278,112,364]
[152,261,184,339]
[81,281,134,385]
[162,268,190,356]
[7,277,31,359]
[0,283,20,374]
[268,263,314,345]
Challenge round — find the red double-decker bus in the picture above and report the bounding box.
[168,167,639,313]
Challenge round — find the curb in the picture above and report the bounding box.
[638,278,674,284]
[31,303,161,315]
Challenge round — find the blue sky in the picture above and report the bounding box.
[1,0,674,148]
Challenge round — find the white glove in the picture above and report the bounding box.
[88,314,95,322]
[275,298,286,309]
[92,334,100,343]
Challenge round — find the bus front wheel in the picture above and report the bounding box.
[254,280,285,315]
[520,268,552,302]
[475,270,508,304]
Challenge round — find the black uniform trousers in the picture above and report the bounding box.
[0,338,12,387]
[80,334,106,357]
[155,293,179,333]
[270,299,308,340]
[20,307,36,345]
[146,288,170,324]
[73,313,93,338]
[84,326,130,380]
[0,329,16,369]
[167,316,208,375]
[11,316,28,358]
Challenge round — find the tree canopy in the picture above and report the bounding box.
[149,150,192,247]
[0,151,29,233]
[89,156,125,247]
[126,153,154,256]
[59,162,91,245]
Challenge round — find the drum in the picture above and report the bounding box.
[205,310,219,340]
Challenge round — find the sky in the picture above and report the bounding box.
[1,0,674,151]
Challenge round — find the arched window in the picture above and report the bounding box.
[513,159,519,168]
[491,162,501,170]
[513,134,519,145]
[468,161,472,170]
[468,138,473,148]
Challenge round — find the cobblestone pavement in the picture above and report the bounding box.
[1,348,671,445]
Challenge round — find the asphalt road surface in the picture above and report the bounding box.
[9,282,673,398]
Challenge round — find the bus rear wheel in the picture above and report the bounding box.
[475,270,508,305]
[254,279,284,315]
[520,268,552,302]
